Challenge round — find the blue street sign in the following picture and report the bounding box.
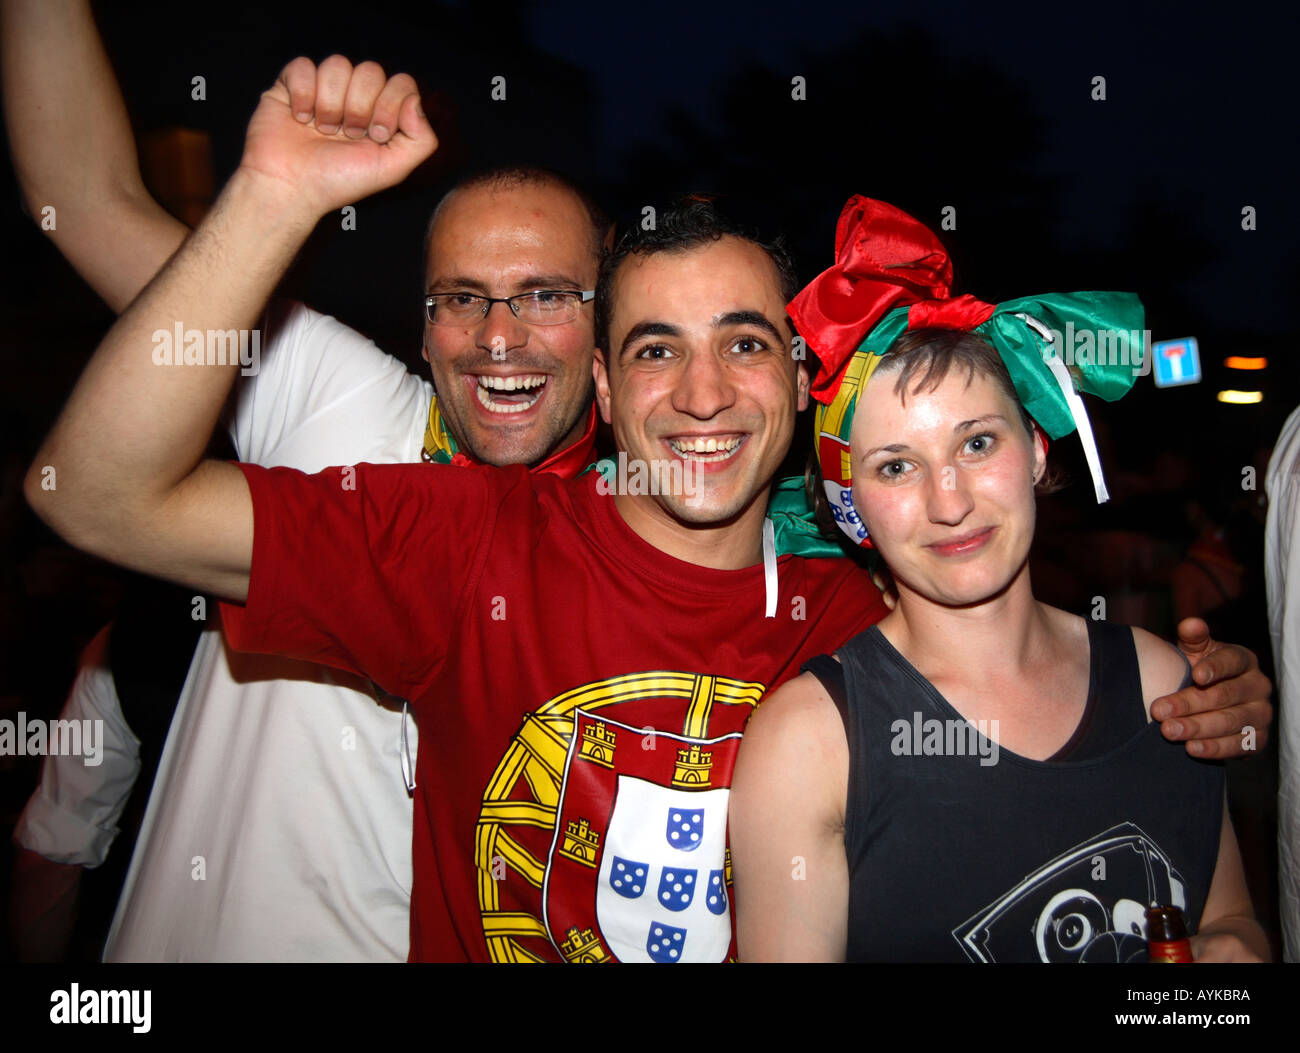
[1151,337,1201,388]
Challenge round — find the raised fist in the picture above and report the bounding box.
[239,55,437,220]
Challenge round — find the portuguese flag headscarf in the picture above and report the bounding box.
[788,195,1146,549]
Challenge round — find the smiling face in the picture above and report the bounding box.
[594,236,809,555]
[850,363,1046,608]
[422,181,599,466]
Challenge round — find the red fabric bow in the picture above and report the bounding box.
[906,295,995,334]
[789,196,991,403]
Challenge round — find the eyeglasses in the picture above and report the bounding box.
[423,289,595,327]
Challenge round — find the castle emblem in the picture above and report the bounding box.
[558,817,600,868]
[560,926,612,963]
[671,742,713,788]
[579,721,617,768]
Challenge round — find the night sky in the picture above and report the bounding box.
[7,1,1294,326]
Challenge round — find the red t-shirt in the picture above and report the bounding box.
[222,462,887,962]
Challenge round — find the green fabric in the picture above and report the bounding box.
[594,456,618,484]
[853,291,1146,440]
[593,459,848,560]
[767,475,852,559]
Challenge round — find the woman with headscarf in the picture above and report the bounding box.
[728,198,1268,963]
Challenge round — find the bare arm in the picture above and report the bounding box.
[730,672,850,961]
[1134,629,1268,960]
[1192,802,1270,961]
[0,0,188,311]
[22,57,436,602]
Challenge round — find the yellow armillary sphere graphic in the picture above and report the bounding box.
[475,670,763,963]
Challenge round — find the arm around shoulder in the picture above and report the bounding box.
[1154,619,1273,759]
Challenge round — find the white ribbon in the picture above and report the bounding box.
[1017,313,1110,505]
[400,700,417,793]
[762,517,778,618]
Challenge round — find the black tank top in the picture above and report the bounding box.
[802,619,1224,962]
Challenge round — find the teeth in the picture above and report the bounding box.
[671,437,740,454]
[475,383,542,414]
[669,437,743,461]
[473,374,547,414]
[477,374,547,391]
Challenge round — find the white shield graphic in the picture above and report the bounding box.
[595,775,731,963]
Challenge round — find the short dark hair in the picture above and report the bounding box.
[594,197,800,359]
[422,165,611,284]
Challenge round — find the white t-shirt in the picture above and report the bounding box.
[59,301,429,961]
[1266,404,1300,963]
[13,625,141,866]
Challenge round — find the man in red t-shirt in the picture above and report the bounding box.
[25,56,1275,962]
[214,200,892,960]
